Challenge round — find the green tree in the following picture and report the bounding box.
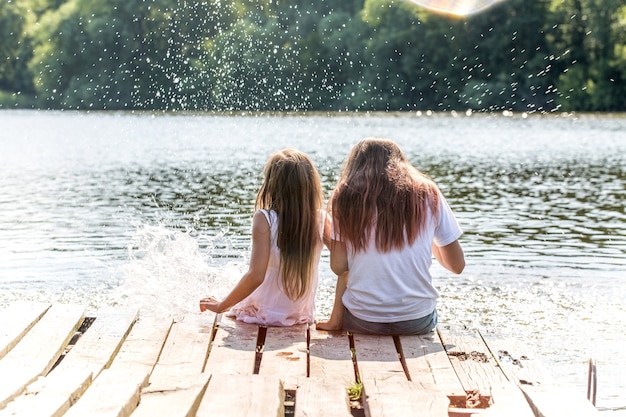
[549,0,626,111]
[0,0,37,106]
[28,0,227,109]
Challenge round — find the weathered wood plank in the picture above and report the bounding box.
[308,328,354,384]
[400,332,467,401]
[294,376,352,417]
[196,374,283,417]
[0,306,138,417]
[520,385,600,417]
[353,335,447,416]
[55,306,139,376]
[478,333,555,386]
[0,303,85,410]
[352,334,406,382]
[476,384,535,417]
[362,379,449,417]
[62,368,148,417]
[204,315,258,375]
[131,373,211,417]
[437,326,508,397]
[258,324,308,388]
[62,316,172,417]
[0,301,50,360]
[132,313,216,417]
[0,369,92,417]
[143,312,215,390]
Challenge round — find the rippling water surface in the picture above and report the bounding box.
[1,110,625,413]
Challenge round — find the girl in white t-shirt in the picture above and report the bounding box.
[316,138,465,335]
[200,149,330,326]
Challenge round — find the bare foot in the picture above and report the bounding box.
[315,320,342,331]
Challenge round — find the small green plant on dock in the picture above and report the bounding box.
[347,381,363,401]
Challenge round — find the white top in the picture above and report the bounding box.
[230,209,325,326]
[339,191,462,322]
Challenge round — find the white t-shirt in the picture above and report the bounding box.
[337,191,462,323]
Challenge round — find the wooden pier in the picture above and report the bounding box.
[0,301,598,417]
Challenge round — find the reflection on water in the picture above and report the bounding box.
[0,111,625,413]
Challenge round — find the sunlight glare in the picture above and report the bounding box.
[407,0,505,16]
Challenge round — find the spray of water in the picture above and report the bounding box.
[114,224,243,319]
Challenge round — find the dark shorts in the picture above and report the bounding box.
[342,307,437,336]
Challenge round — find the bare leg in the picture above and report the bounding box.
[316,271,348,331]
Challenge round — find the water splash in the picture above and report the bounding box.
[114,224,243,319]
[406,0,505,16]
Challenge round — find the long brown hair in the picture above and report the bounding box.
[256,149,324,300]
[330,137,440,253]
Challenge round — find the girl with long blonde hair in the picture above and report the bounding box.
[200,149,329,326]
[317,138,464,335]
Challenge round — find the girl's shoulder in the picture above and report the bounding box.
[255,209,277,225]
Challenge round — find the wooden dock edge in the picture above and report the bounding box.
[0,302,600,417]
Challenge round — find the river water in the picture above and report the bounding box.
[1,110,625,413]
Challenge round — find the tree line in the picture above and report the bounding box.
[1,0,624,112]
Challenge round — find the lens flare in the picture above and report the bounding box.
[407,0,505,16]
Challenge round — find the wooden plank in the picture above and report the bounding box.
[204,315,258,375]
[294,376,352,417]
[0,303,85,410]
[132,373,211,417]
[478,333,555,386]
[520,385,600,416]
[362,379,449,417]
[0,368,92,417]
[62,315,172,417]
[53,306,139,376]
[62,368,148,417]
[400,332,467,400]
[476,384,535,417]
[143,312,214,390]
[352,334,406,382]
[196,374,283,417]
[0,307,138,417]
[258,324,308,388]
[437,326,508,397]
[308,328,354,384]
[0,301,50,360]
[353,335,436,417]
[132,313,216,417]
[478,332,564,416]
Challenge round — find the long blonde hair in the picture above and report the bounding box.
[330,137,440,253]
[255,149,324,300]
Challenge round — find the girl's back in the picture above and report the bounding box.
[230,209,325,326]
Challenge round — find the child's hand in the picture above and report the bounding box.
[199,296,222,313]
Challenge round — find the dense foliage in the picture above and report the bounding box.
[1,0,625,111]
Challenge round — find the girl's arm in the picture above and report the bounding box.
[322,212,332,248]
[316,270,348,331]
[200,211,271,313]
[432,240,465,274]
[315,239,349,331]
[329,238,348,276]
